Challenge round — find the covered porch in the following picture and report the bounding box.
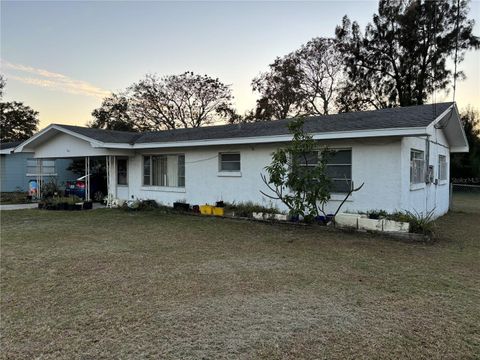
[13,124,134,203]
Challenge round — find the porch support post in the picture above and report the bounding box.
[106,156,111,206]
[36,158,41,199]
[105,155,116,208]
[85,156,91,201]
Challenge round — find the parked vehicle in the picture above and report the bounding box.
[64,177,106,201]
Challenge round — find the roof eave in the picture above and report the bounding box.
[101,127,428,149]
[14,124,105,153]
[0,148,15,154]
[426,103,469,151]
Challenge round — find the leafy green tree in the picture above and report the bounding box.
[261,118,331,217]
[261,118,363,220]
[89,93,138,132]
[335,0,480,111]
[451,107,480,180]
[250,56,304,121]
[0,101,39,142]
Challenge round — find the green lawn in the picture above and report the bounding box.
[1,196,479,359]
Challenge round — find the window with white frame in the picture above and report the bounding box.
[26,159,55,176]
[219,153,241,172]
[410,149,425,184]
[296,149,352,193]
[438,155,447,181]
[325,149,352,193]
[143,154,185,187]
[117,158,128,185]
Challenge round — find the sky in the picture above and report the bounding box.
[1,1,479,130]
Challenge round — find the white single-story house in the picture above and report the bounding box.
[12,102,468,218]
[1,141,75,193]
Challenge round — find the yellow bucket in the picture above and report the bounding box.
[199,205,214,215]
[212,207,224,216]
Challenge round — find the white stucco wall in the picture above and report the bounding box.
[23,130,451,218]
[32,133,131,158]
[116,138,406,215]
[400,127,450,218]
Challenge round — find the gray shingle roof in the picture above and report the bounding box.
[0,141,22,150]
[57,125,140,143]
[56,103,453,145]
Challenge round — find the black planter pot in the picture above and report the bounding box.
[173,202,190,212]
[74,204,83,211]
[289,214,300,222]
[83,201,93,210]
[67,204,76,211]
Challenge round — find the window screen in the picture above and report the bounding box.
[219,153,241,171]
[438,155,447,181]
[410,150,425,184]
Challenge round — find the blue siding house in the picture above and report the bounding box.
[0,141,75,193]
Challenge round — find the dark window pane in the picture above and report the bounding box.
[143,156,151,185]
[220,153,240,171]
[221,153,240,162]
[328,150,351,164]
[143,175,150,186]
[117,159,128,185]
[294,151,318,166]
[178,155,185,187]
[331,179,352,193]
[143,157,151,174]
[221,161,241,171]
[326,165,351,179]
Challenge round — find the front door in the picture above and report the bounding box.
[116,157,129,200]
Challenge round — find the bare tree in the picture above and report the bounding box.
[0,75,6,99]
[296,38,343,115]
[248,38,344,121]
[129,72,236,130]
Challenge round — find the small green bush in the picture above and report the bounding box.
[367,209,388,219]
[224,201,281,218]
[139,200,159,210]
[387,209,436,235]
[50,196,82,205]
[41,180,61,199]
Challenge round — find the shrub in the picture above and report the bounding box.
[41,180,61,199]
[367,209,388,219]
[121,199,161,211]
[0,192,29,204]
[50,196,82,205]
[224,201,281,218]
[387,209,436,235]
[139,200,159,210]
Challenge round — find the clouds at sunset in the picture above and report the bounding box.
[1,60,110,99]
